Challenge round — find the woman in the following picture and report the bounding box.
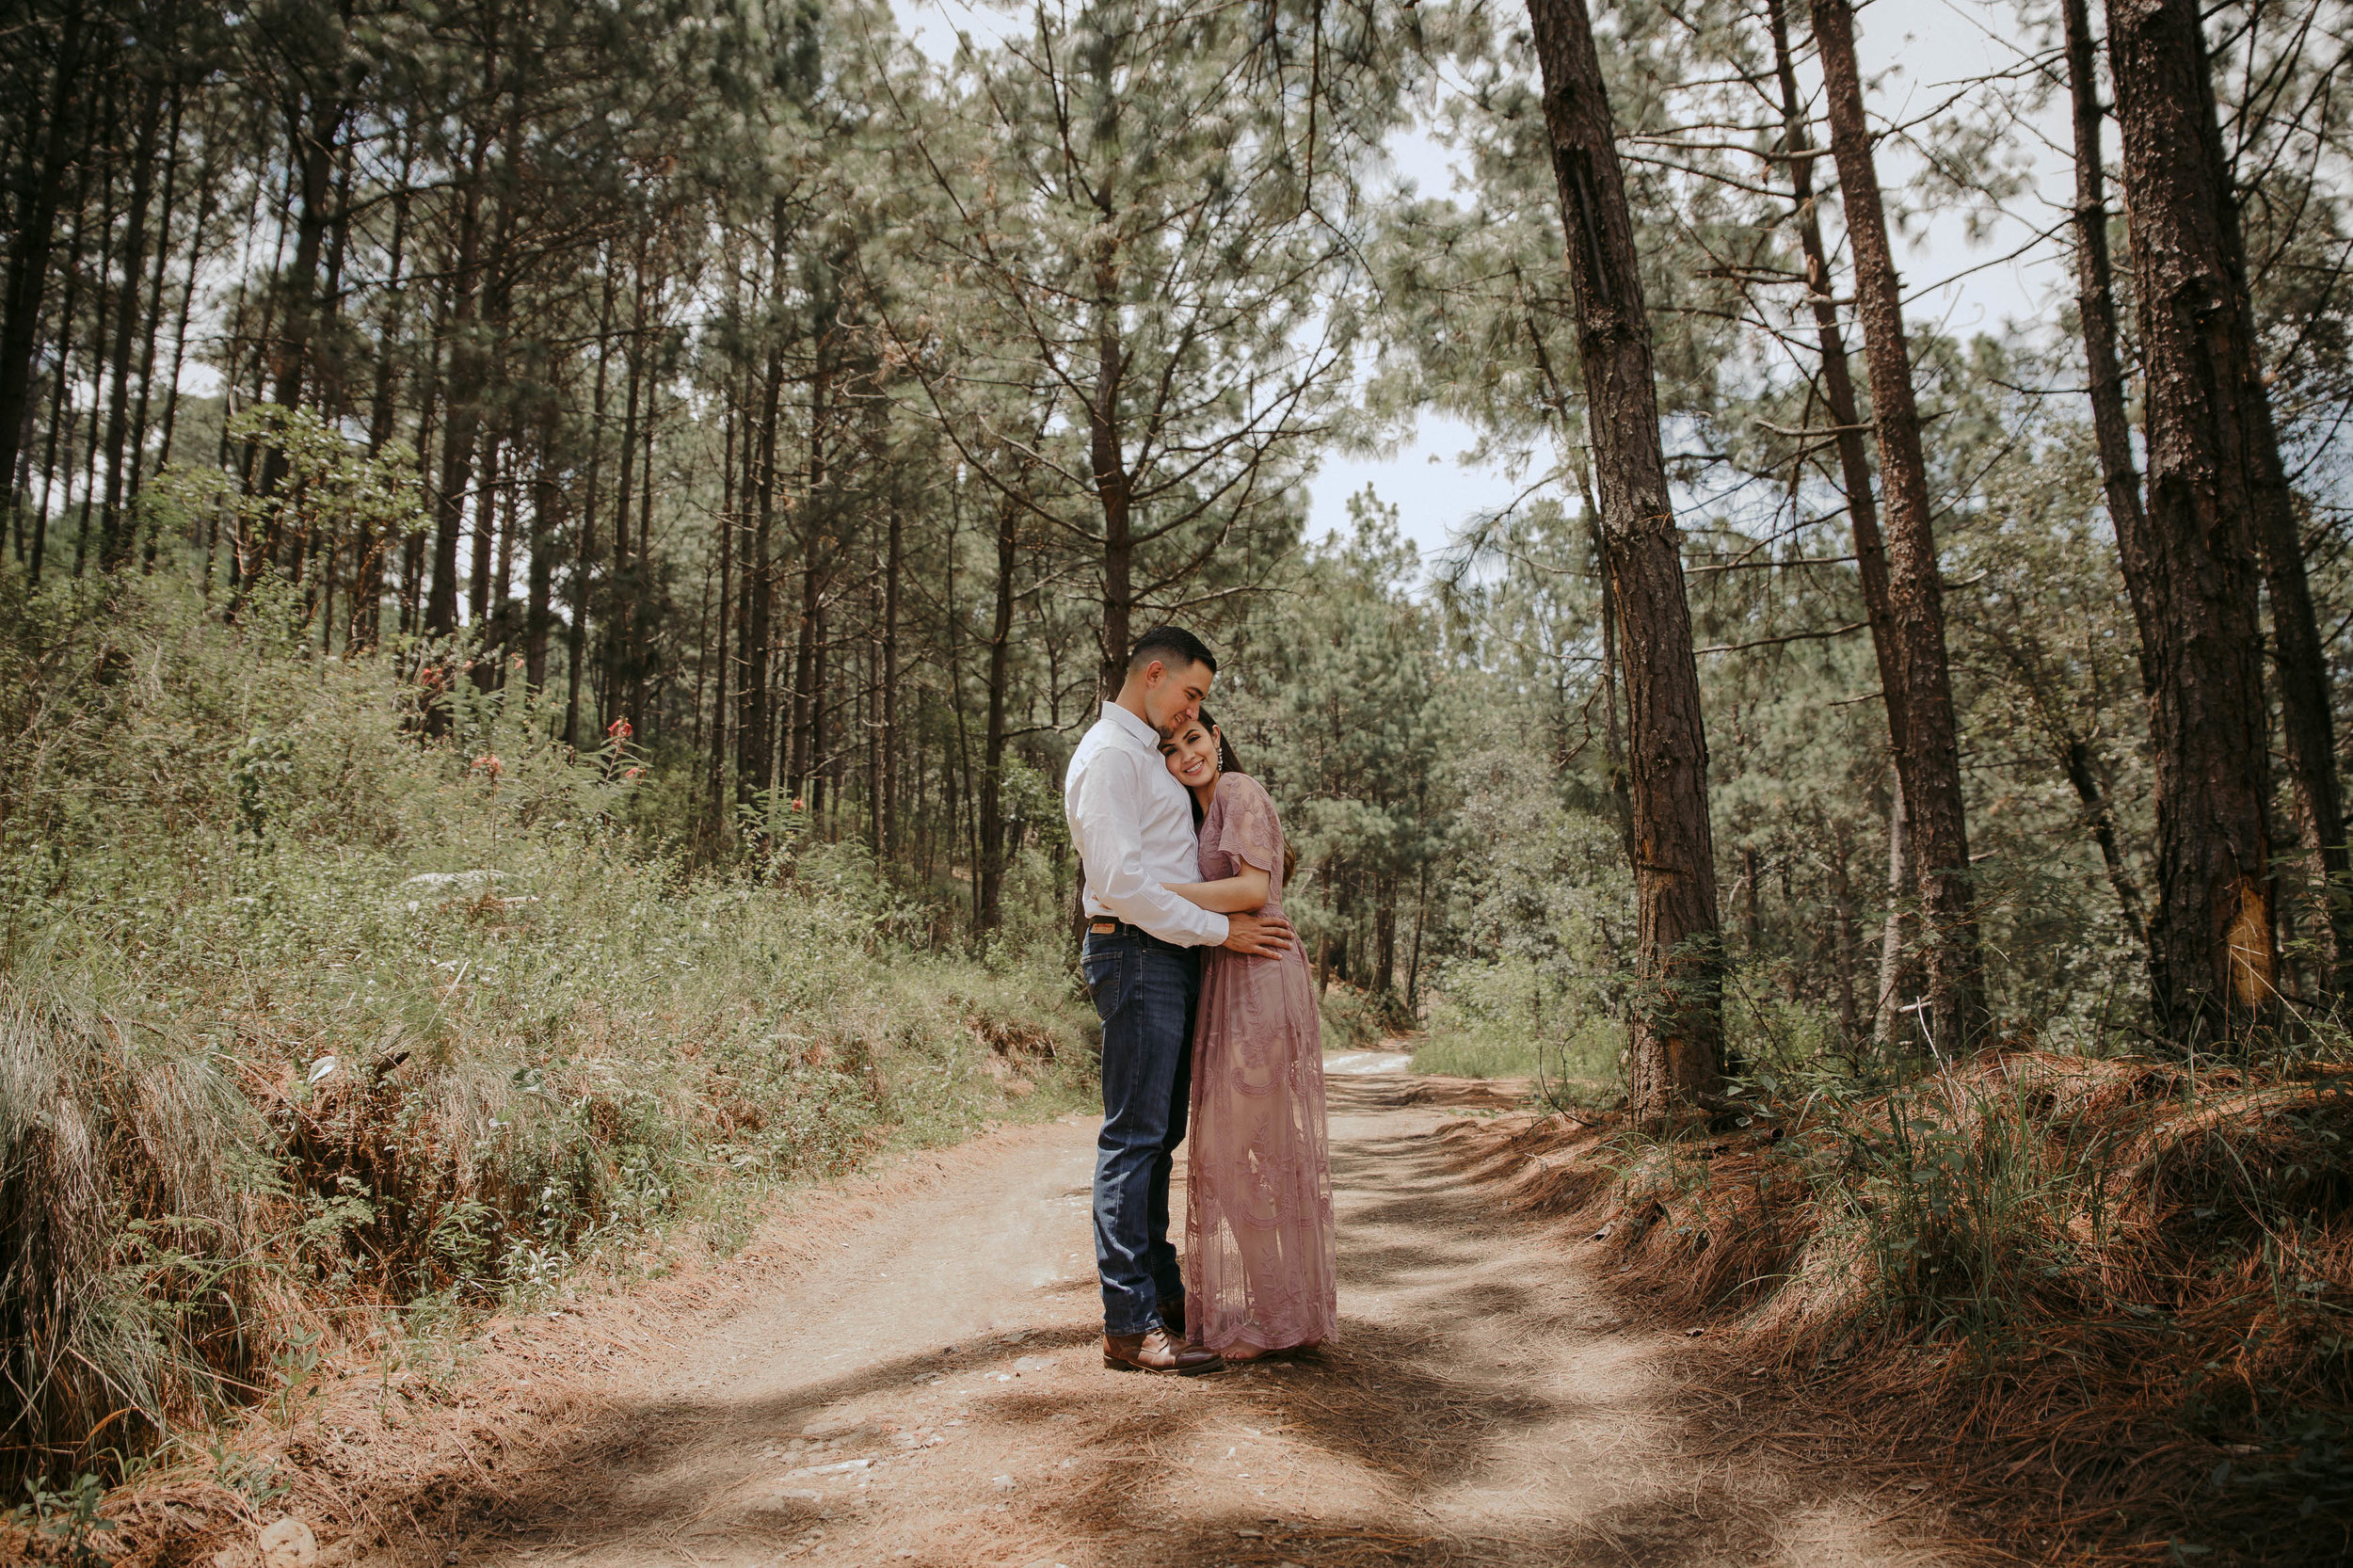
[1159,709,1337,1361]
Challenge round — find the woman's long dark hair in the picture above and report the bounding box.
[1191,708,1299,886]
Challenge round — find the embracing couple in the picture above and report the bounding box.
[1062,627,1337,1377]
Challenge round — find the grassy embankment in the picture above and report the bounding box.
[0,577,1092,1540]
[1447,1041,2351,1561]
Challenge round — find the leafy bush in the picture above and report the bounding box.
[0,578,1091,1484]
[1415,954,1621,1095]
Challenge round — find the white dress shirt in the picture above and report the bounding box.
[1064,702,1230,948]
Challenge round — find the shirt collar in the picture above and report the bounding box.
[1102,700,1160,753]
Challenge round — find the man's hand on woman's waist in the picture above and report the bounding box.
[1221,911,1296,956]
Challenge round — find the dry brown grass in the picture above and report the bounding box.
[1436,1050,2353,1563]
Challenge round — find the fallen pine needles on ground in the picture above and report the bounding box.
[1441,1048,2353,1564]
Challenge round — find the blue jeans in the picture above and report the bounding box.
[1082,929,1198,1336]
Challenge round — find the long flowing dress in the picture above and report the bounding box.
[1183,772,1337,1355]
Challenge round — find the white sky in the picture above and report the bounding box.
[897,0,2080,567]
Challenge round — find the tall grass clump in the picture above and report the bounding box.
[0,576,1091,1487]
[1455,1036,2352,1558]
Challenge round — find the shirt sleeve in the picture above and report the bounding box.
[1071,747,1230,948]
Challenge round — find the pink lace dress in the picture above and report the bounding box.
[1184,773,1337,1355]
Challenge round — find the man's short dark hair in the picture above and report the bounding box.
[1127,626,1217,677]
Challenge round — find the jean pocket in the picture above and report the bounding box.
[1081,948,1133,1024]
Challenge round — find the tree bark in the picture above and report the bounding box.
[27,153,96,585]
[702,378,737,832]
[70,93,120,581]
[1091,267,1133,695]
[0,1,91,517]
[790,360,830,794]
[2195,48,2351,992]
[603,249,646,729]
[2245,394,2345,992]
[740,215,786,806]
[1876,776,1913,1048]
[2103,0,2280,1040]
[564,257,614,748]
[1810,0,1984,1052]
[525,431,556,691]
[1526,0,1724,1121]
[129,80,187,570]
[881,493,902,858]
[978,492,1020,934]
[424,151,486,634]
[2059,0,2158,960]
[253,92,347,541]
[1767,0,1906,757]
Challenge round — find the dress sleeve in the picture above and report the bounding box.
[1211,775,1284,877]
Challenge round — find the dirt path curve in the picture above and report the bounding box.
[408,1065,1959,1568]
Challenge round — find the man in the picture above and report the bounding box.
[1064,627,1295,1375]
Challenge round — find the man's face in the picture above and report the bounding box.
[1142,659,1214,738]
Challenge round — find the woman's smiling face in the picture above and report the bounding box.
[1160,718,1220,792]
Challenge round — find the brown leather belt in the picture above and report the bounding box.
[1084,919,1189,952]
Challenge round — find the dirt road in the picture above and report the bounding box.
[393,1066,1957,1568]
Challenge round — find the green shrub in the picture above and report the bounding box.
[1415,954,1621,1094]
[0,577,1091,1483]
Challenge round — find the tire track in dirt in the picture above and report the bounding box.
[352,1070,1963,1568]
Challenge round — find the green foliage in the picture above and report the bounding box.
[0,576,1091,1484]
[8,1473,114,1566]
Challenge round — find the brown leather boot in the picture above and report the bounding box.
[1157,1296,1185,1337]
[1102,1327,1224,1375]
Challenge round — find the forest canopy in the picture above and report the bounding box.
[3,0,2350,1096]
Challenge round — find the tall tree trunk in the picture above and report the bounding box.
[603,250,646,732]
[27,154,96,585]
[740,222,784,806]
[978,492,1019,934]
[1571,466,1637,866]
[350,141,411,643]
[1767,0,1906,754]
[152,135,214,486]
[881,492,902,857]
[1773,0,1927,1030]
[424,155,486,634]
[0,2,91,515]
[1526,0,1725,1121]
[525,441,555,691]
[470,432,502,627]
[254,94,346,536]
[2245,395,2345,993]
[70,96,119,582]
[708,380,738,834]
[1876,776,1913,1048]
[790,361,830,793]
[1829,831,1861,1041]
[1090,265,1133,695]
[126,79,185,568]
[2200,57,2349,992]
[564,257,614,748]
[2062,0,2159,961]
[1810,0,1984,1052]
[2102,0,2280,1041]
